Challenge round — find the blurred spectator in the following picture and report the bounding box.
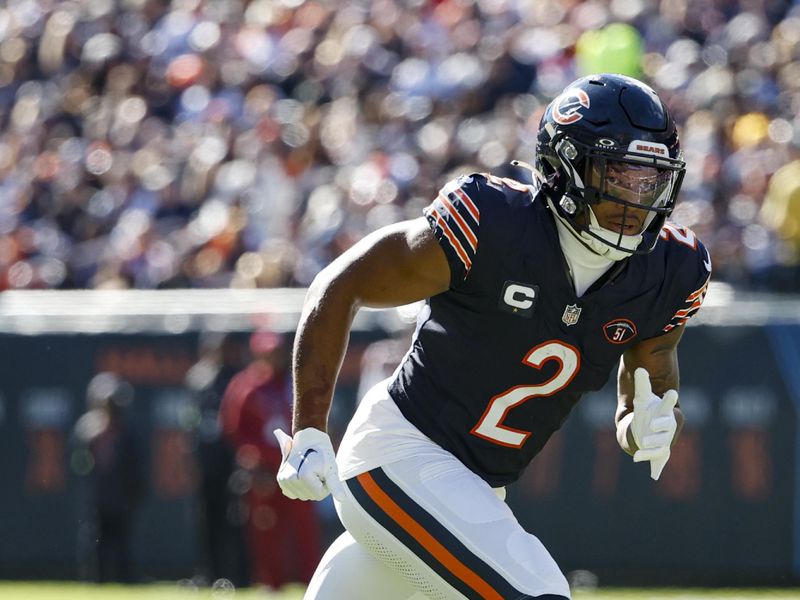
[356,333,414,403]
[759,156,800,290]
[1,1,799,291]
[763,157,800,252]
[71,372,144,583]
[220,329,321,589]
[185,332,249,587]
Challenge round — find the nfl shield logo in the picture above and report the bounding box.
[562,304,582,326]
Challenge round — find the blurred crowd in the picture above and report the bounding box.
[1,0,799,291]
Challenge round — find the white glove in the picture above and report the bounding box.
[274,427,344,501]
[629,368,679,480]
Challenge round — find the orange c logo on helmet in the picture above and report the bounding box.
[552,89,590,125]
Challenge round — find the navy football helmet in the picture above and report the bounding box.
[534,73,685,256]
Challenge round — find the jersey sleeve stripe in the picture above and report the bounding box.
[674,301,702,318]
[424,206,473,272]
[440,179,480,225]
[687,277,710,301]
[438,193,477,251]
[663,274,711,332]
[452,187,480,225]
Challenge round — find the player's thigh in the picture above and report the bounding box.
[337,454,570,599]
[305,531,429,600]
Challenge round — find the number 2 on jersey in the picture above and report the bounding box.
[470,341,581,448]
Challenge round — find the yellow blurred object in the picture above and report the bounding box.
[731,112,770,149]
[761,159,800,254]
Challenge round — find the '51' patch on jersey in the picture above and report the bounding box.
[603,319,638,344]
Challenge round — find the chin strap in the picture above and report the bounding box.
[583,207,643,261]
[547,198,639,263]
[511,159,546,185]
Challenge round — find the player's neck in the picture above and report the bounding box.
[553,215,615,297]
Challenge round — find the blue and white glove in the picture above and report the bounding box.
[274,427,344,501]
[630,368,679,480]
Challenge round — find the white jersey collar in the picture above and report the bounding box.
[553,212,615,297]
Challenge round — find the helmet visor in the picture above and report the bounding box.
[590,159,675,209]
[582,154,683,244]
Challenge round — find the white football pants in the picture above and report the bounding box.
[305,530,426,600]
[305,443,570,599]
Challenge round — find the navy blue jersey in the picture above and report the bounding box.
[388,173,711,487]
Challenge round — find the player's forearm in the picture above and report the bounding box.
[292,273,359,434]
[669,407,684,446]
[615,363,638,456]
[616,411,636,456]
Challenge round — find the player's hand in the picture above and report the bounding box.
[274,427,344,501]
[630,368,679,480]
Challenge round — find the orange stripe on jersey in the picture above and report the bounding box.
[438,193,477,251]
[675,299,703,318]
[664,274,710,332]
[687,277,710,301]
[356,472,504,600]
[426,206,472,271]
[453,187,480,224]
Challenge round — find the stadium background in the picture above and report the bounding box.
[1,0,800,594]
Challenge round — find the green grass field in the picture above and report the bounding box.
[1,583,799,600]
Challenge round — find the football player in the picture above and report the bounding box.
[275,74,711,599]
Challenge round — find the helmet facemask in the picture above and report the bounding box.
[546,133,685,257]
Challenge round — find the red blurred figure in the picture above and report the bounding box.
[220,330,321,589]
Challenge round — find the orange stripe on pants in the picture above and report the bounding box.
[356,472,503,600]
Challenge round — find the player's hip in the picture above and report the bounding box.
[334,456,569,599]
